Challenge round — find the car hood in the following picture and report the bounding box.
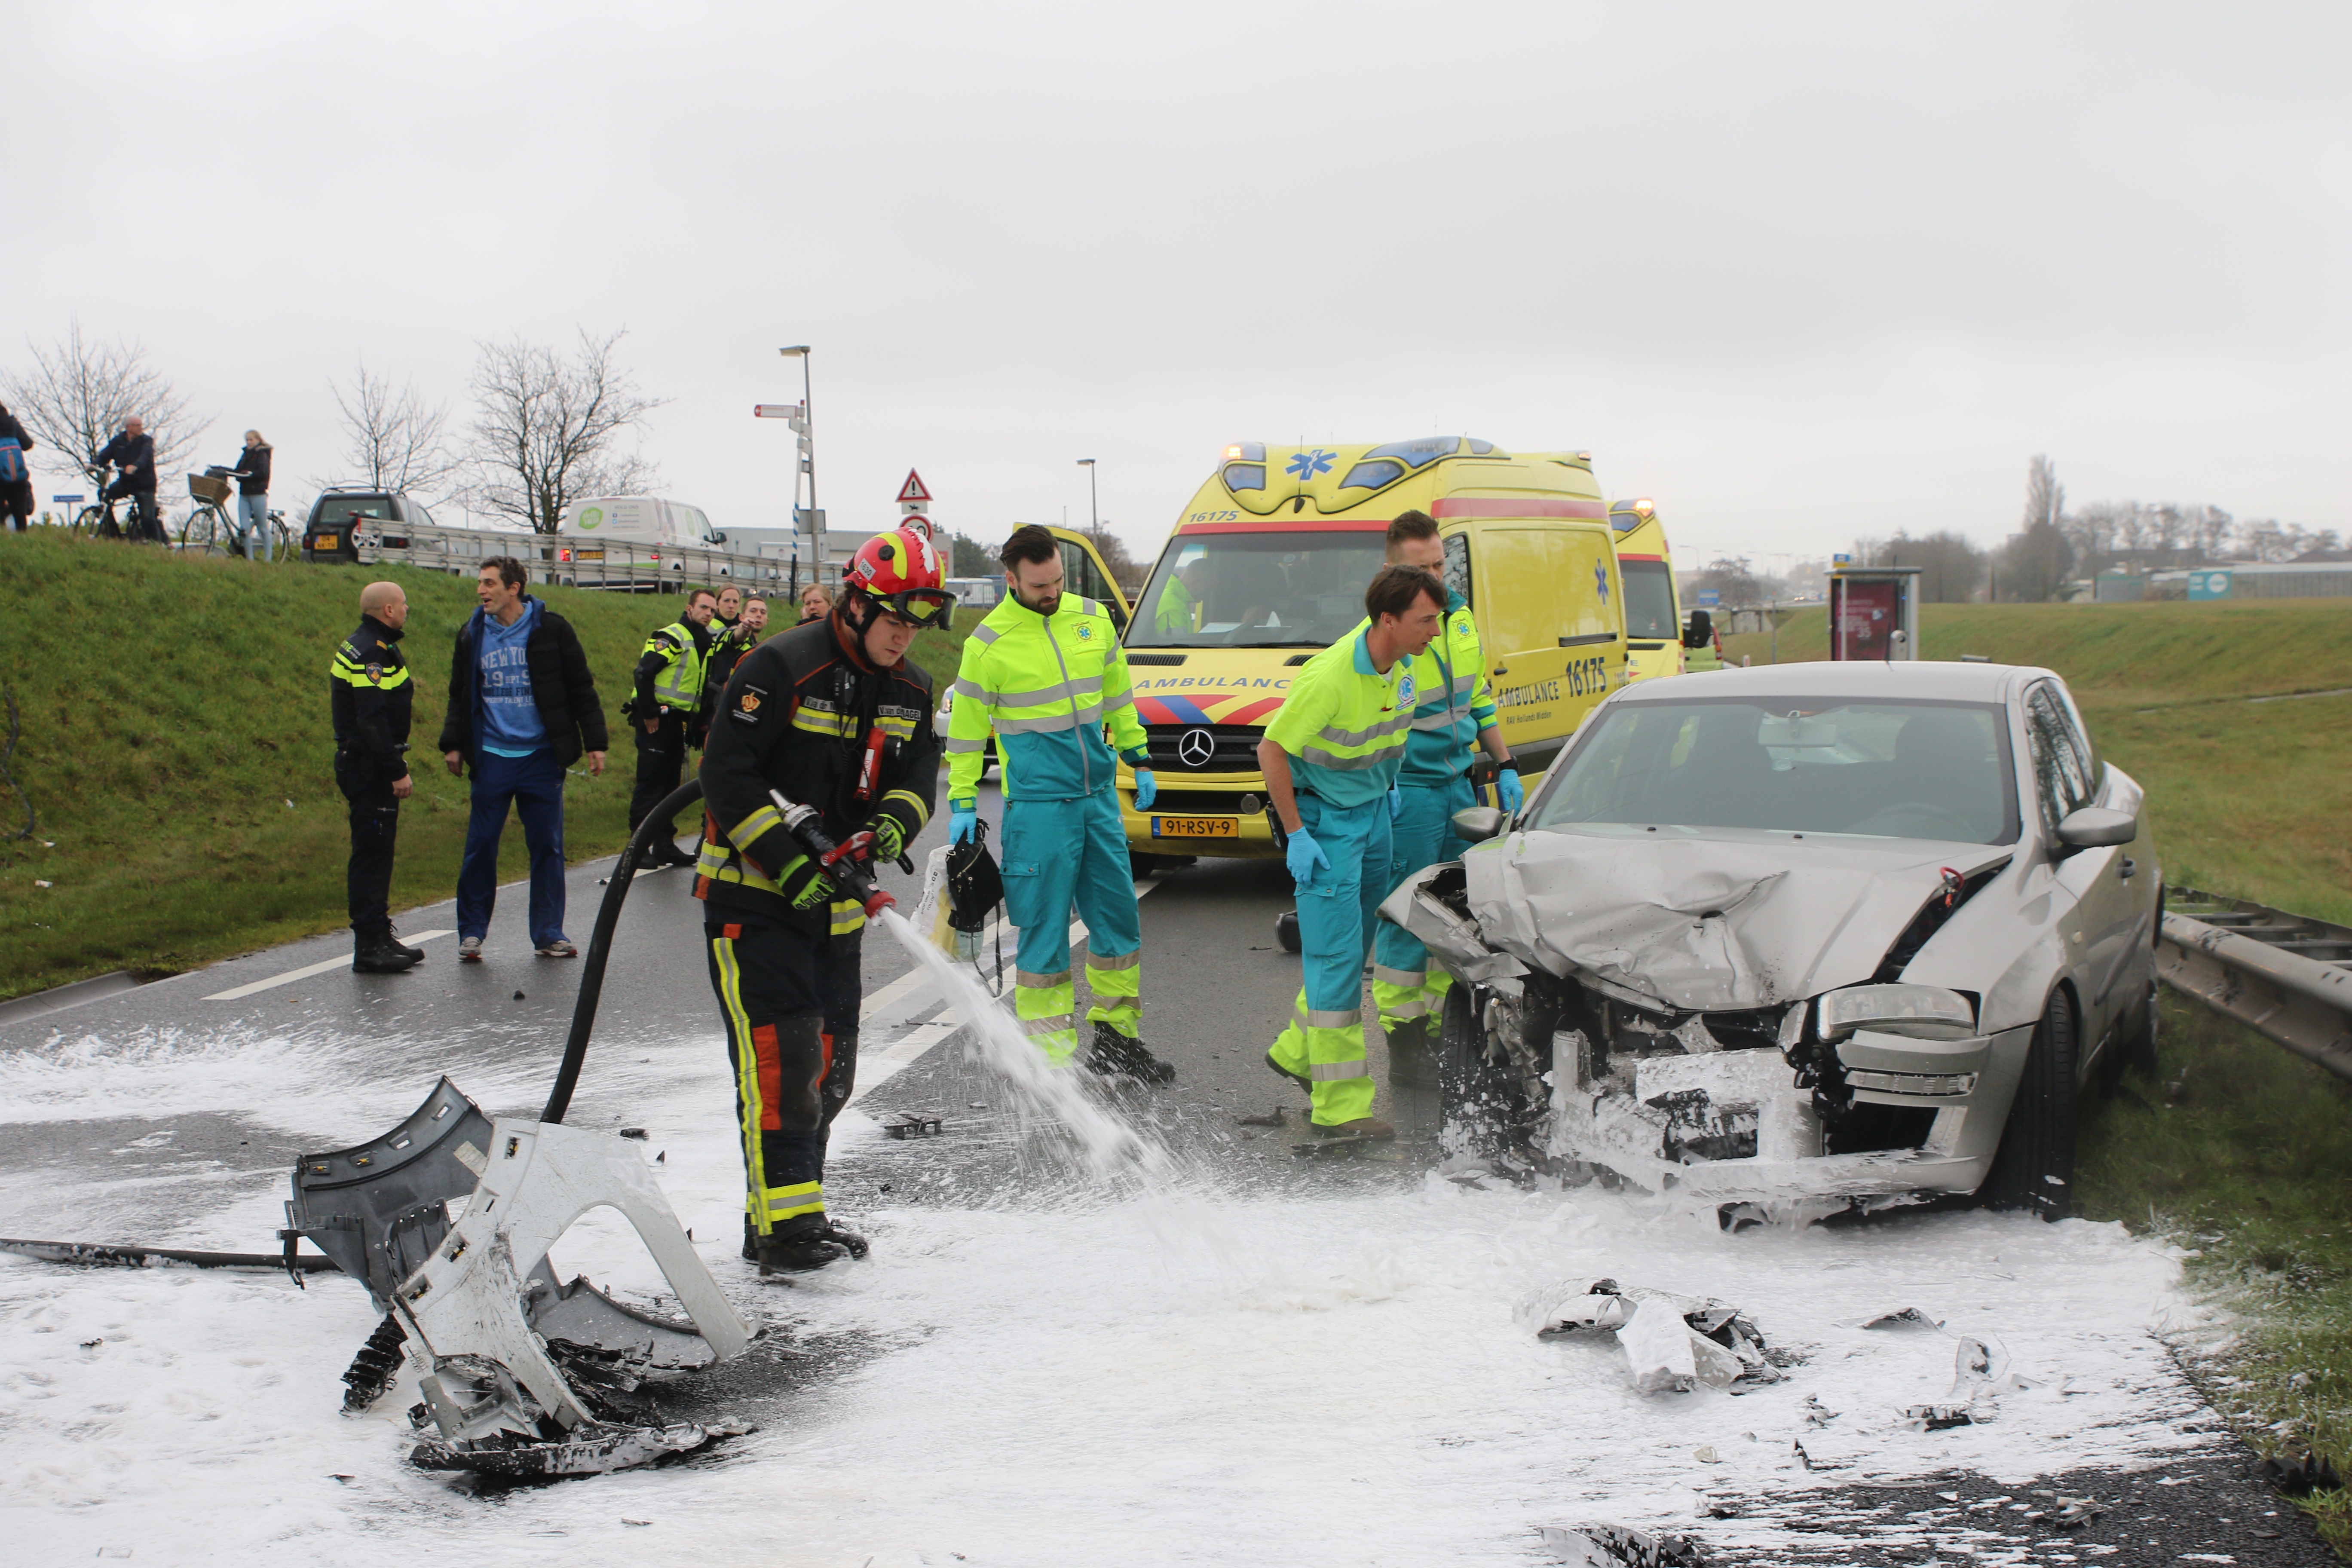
[1461,829,2015,1013]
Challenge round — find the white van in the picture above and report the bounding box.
[551,496,730,591]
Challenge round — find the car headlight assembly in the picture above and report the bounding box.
[1813,983,1976,1042]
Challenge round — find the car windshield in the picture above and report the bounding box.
[1531,697,2019,844]
[1619,559,1676,639]
[315,497,392,527]
[1127,529,1387,648]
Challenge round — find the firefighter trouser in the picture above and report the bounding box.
[1268,793,1392,1126]
[1001,789,1142,1066]
[335,762,401,939]
[628,709,692,839]
[705,912,862,1236]
[1371,772,1474,1030]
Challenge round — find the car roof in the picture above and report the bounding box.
[1613,660,2049,705]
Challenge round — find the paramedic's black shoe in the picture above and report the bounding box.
[756,1214,850,1274]
[1265,1050,1313,1095]
[1086,1021,1175,1083]
[1384,1016,1438,1087]
[352,931,422,974]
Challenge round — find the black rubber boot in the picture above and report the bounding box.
[1085,1021,1175,1083]
[1265,1050,1312,1095]
[756,1213,865,1275]
[352,930,421,974]
[1384,1016,1438,1087]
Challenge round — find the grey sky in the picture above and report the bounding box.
[15,2,2347,570]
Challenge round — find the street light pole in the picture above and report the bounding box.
[781,346,817,573]
[1076,458,1097,533]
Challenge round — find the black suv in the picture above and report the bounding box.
[300,488,444,563]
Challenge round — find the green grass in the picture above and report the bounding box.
[2077,995,2352,1555]
[0,531,969,1000]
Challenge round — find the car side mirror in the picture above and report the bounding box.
[1682,609,1713,648]
[1451,805,1509,842]
[707,530,726,544]
[2055,805,2136,849]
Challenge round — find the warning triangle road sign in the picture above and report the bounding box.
[896,469,932,504]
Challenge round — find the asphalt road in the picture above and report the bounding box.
[0,772,2334,1564]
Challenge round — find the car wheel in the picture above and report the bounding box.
[1274,910,1301,952]
[1437,984,1522,1156]
[1979,986,2079,1220]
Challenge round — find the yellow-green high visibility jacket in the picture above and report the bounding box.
[1261,625,1415,808]
[634,619,710,717]
[947,592,1148,806]
[1342,588,1496,786]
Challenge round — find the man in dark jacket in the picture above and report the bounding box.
[697,527,952,1273]
[332,581,422,974]
[94,417,161,542]
[438,556,610,960]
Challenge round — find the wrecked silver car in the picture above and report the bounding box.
[1382,661,2159,1222]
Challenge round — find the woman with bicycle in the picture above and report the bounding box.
[229,430,273,561]
[0,400,34,533]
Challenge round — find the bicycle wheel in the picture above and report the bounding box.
[71,505,103,537]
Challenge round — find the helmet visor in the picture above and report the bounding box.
[872,587,959,629]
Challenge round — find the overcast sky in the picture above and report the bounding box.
[14,2,2347,570]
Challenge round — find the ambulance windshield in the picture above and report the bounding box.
[1129,530,1389,649]
[1619,559,1677,640]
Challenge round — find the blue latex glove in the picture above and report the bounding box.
[1133,768,1157,810]
[1497,768,1525,812]
[1388,785,1403,820]
[1285,826,1332,888]
[949,803,978,845]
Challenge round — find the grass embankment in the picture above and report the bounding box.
[0,530,970,1000]
[1721,598,2352,1550]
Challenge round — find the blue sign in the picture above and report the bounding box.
[53,494,84,504]
[2187,570,2232,601]
[1696,589,1721,606]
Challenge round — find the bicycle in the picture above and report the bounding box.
[70,465,152,541]
[176,469,238,556]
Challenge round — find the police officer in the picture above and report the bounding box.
[1256,565,1446,1138]
[945,526,1170,1081]
[1366,511,1520,1083]
[331,581,423,974]
[697,527,955,1273]
[629,586,717,867]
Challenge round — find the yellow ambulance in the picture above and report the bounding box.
[1608,496,1685,681]
[1116,438,1626,861]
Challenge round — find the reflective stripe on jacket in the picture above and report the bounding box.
[645,621,706,712]
[1346,591,1497,784]
[1259,625,1413,808]
[946,592,1147,805]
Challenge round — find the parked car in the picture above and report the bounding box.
[1383,659,2159,1225]
[300,487,444,563]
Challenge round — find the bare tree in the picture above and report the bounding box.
[327,362,458,496]
[460,329,666,533]
[1863,530,1986,603]
[2022,454,2065,535]
[1,319,208,481]
[2193,505,2234,561]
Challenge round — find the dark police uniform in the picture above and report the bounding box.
[694,613,937,1253]
[330,615,414,962]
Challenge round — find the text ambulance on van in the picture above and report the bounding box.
[1114,438,1628,861]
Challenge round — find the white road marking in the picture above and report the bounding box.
[201,931,456,1001]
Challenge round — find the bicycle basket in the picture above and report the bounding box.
[188,473,232,505]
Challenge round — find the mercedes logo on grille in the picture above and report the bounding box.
[1176,728,1216,768]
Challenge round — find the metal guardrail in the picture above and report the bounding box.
[2157,886,2352,1084]
[341,519,800,593]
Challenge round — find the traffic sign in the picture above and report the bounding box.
[896,470,931,505]
[754,403,802,420]
[900,513,932,539]
[54,494,84,504]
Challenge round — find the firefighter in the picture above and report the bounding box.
[1256,565,1446,1137]
[945,525,1170,1081]
[628,586,718,868]
[696,527,954,1273]
[1366,511,1520,1083]
[330,581,423,974]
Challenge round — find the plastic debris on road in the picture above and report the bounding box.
[1521,1277,1787,1394]
[1538,1522,1711,1566]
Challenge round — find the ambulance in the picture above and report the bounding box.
[1608,496,1685,681]
[1117,438,1626,861]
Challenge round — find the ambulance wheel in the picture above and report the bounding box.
[1275,911,1301,952]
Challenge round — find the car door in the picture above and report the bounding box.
[1051,529,1132,632]
[2023,680,2135,1062]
